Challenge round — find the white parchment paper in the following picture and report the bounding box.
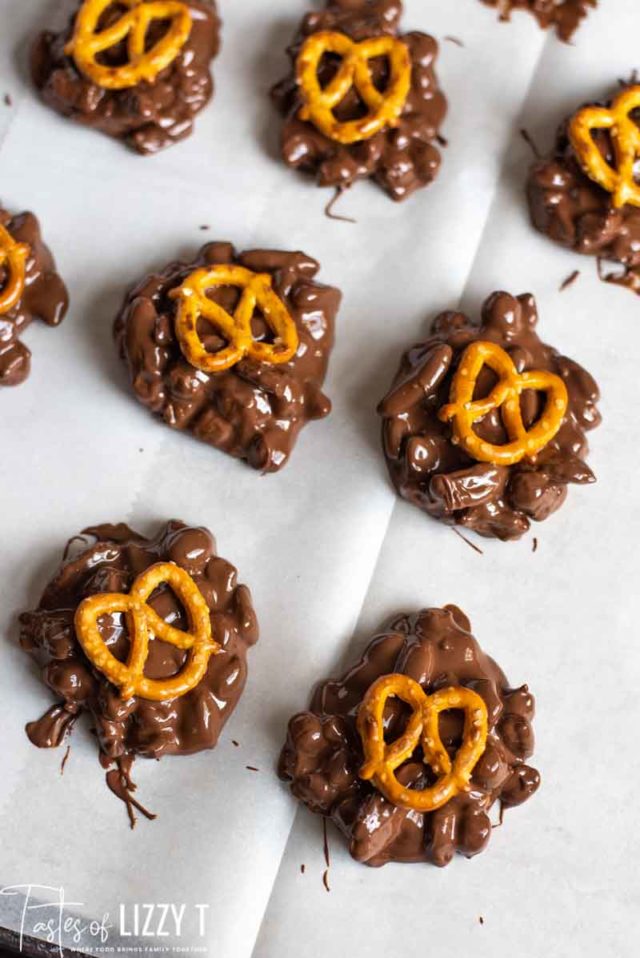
[0,1,638,956]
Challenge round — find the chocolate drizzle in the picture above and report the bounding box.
[20,520,259,822]
[114,242,341,472]
[378,292,601,541]
[279,606,540,867]
[31,1,220,154]
[527,85,640,294]
[480,0,595,41]
[0,207,68,387]
[271,0,447,201]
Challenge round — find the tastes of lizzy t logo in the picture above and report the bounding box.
[0,885,210,955]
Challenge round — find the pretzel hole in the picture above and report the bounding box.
[94,5,175,67]
[198,286,278,348]
[317,52,392,122]
[92,589,189,679]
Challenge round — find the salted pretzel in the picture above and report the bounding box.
[75,562,219,701]
[296,31,412,145]
[357,673,488,813]
[438,341,568,466]
[0,223,29,315]
[170,264,299,374]
[64,0,193,91]
[568,85,640,208]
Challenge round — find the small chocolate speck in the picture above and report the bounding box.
[324,187,356,223]
[559,269,580,292]
[452,526,484,555]
[436,134,448,147]
[4,94,12,107]
[520,128,541,159]
[532,537,538,553]
[60,744,71,775]
[246,765,259,772]
[300,864,305,874]
[199,225,210,231]
[232,740,240,747]
[322,869,331,893]
[479,916,485,925]
[444,35,464,47]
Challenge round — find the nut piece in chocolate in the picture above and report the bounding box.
[271,0,447,201]
[378,292,601,541]
[19,520,258,825]
[31,1,221,155]
[480,0,595,41]
[114,242,341,472]
[0,207,68,387]
[528,83,640,295]
[279,605,540,867]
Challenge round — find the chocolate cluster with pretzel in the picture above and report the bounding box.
[114,242,340,472]
[20,520,258,824]
[378,292,601,541]
[528,83,640,294]
[271,0,447,201]
[31,0,220,154]
[279,606,539,867]
[0,206,68,388]
[479,0,595,41]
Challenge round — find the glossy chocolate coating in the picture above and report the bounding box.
[378,292,601,541]
[527,86,640,294]
[114,242,340,472]
[280,606,539,867]
[271,0,447,201]
[480,0,594,41]
[31,1,220,154]
[20,521,258,814]
[0,207,68,387]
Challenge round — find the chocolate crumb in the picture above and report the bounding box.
[520,127,541,158]
[559,269,580,292]
[479,916,485,925]
[436,134,448,147]
[60,744,71,776]
[324,188,356,224]
[322,818,331,869]
[232,740,240,747]
[452,527,484,555]
[532,537,538,553]
[322,869,331,892]
[199,225,210,231]
[300,864,305,874]
[444,35,464,47]
[246,765,259,772]
[4,94,11,107]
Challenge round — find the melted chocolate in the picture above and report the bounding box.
[20,520,258,822]
[271,0,447,201]
[279,606,540,867]
[480,0,595,41]
[114,242,341,472]
[31,1,220,154]
[527,85,640,294]
[378,292,601,541]
[0,207,68,387]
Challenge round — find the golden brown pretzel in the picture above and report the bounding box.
[296,30,412,145]
[357,673,488,812]
[75,562,219,701]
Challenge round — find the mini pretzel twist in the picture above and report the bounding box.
[64,0,192,91]
[0,223,29,315]
[75,562,219,701]
[296,30,412,145]
[357,674,488,813]
[568,85,640,208]
[438,341,568,466]
[170,264,299,374]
